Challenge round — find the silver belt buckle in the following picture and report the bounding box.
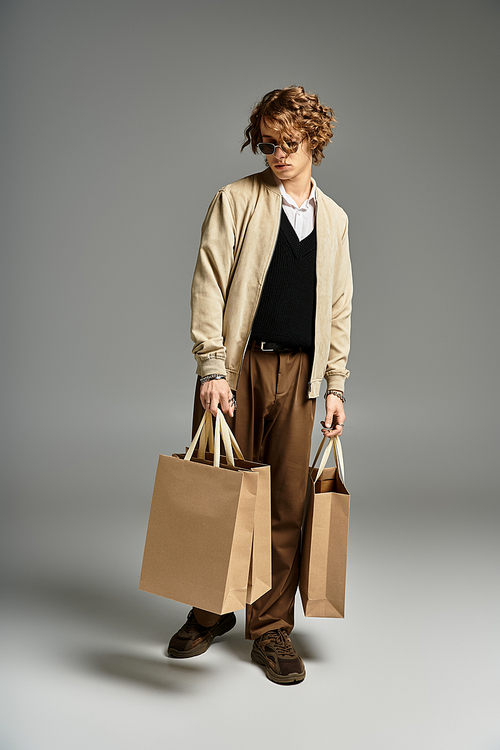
[259,341,274,352]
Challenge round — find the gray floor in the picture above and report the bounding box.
[2,450,499,750]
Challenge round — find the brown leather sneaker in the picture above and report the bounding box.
[251,628,306,684]
[167,609,236,658]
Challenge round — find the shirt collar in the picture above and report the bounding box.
[279,177,317,210]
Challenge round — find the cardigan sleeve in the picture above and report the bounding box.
[190,189,236,378]
[324,214,353,392]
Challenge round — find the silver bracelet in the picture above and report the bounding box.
[199,373,227,385]
[324,389,346,403]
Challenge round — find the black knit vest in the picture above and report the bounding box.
[251,210,317,350]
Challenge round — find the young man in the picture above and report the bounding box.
[167,87,353,685]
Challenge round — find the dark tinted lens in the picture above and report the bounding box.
[258,143,275,155]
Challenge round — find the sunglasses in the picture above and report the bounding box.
[257,139,302,156]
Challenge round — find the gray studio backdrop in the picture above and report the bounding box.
[1,0,499,746]
[2,0,499,618]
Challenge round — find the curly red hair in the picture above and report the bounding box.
[241,86,336,166]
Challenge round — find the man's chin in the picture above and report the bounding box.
[271,166,293,181]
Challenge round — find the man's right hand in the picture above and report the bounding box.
[200,379,235,418]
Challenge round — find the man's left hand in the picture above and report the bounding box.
[321,393,346,438]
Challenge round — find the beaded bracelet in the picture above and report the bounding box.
[324,389,346,403]
[199,373,227,385]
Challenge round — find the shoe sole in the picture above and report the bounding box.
[167,613,237,659]
[251,647,306,685]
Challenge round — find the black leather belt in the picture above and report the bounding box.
[251,340,302,353]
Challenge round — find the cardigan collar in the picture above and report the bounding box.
[260,167,283,196]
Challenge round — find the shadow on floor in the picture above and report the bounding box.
[3,576,183,643]
[83,650,214,692]
[218,626,251,662]
[290,630,324,661]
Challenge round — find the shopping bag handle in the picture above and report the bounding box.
[185,411,230,467]
[184,411,245,468]
[197,412,214,459]
[202,411,245,466]
[310,436,345,484]
[214,410,233,467]
[217,412,244,461]
[197,411,244,463]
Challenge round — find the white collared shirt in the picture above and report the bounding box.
[279,178,317,241]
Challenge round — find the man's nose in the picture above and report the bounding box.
[275,144,286,157]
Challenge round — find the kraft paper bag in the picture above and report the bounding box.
[182,414,272,605]
[244,461,272,604]
[300,436,350,618]
[139,411,262,615]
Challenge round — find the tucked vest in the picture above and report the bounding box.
[251,210,317,350]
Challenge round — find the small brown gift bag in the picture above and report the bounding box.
[139,411,269,615]
[300,436,350,618]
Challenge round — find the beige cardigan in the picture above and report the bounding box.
[190,168,352,398]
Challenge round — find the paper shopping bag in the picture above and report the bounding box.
[244,460,271,604]
[139,411,261,614]
[182,413,272,605]
[300,436,350,618]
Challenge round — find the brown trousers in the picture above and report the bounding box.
[192,346,316,640]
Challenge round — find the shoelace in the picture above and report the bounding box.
[185,610,203,633]
[265,628,296,657]
[185,610,215,633]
